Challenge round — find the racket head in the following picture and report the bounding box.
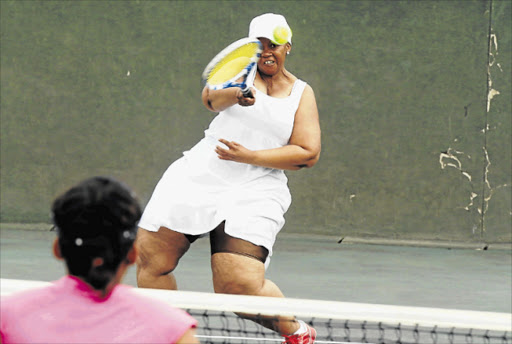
[202,37,262,91]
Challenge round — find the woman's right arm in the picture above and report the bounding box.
[202,86,255,112]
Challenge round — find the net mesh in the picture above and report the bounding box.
[1,279,510,344]
[189,310,510,344]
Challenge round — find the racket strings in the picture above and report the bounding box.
[207,43,260,85]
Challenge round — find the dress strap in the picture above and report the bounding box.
[289,79,307,101]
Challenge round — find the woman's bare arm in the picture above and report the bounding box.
[202,86,255,112]
[215,85,321,170]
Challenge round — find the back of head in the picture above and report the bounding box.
[51,176,142,290]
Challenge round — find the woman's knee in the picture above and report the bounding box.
[135,227,189,275]
[136,243,174,275]
[212,253,265,295]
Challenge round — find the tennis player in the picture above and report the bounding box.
[0,177,198,344]
[137,13,320,344]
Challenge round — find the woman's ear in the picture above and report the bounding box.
[53,238,63,260]
[286,42,292,55]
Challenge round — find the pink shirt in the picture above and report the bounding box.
[0,276,197,343]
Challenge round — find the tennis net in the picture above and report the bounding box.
[1,278,511,344]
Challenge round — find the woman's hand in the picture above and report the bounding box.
[235,88,256,107]
[215,139,254,164]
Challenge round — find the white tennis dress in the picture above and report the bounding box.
[139,80,308,260]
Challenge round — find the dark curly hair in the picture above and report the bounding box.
[51,176,142,290]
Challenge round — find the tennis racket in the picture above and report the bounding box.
[202,37,262,98]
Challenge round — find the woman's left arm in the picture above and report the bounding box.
[215,85,321,170]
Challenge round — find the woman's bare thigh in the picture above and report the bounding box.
[136,227,192,275]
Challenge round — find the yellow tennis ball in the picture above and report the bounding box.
[272,26,291,45]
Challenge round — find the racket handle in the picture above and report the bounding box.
[241,86,254,98]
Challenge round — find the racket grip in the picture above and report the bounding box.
[241,86,254,98]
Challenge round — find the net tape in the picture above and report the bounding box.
[1,279,510,344]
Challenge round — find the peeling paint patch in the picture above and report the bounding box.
[465,192,478,211]
[487,89,500,112]
[439,148,477,212]
[480,147,512,231]
[439,148,471,172]
[478,24,511,234]
[483,147,492,192]
[486,32,500,113]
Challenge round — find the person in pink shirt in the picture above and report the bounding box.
[0,176,198,344]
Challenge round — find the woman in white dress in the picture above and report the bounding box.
[136,13,321,343]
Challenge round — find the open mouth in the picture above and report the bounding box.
[263,60,275,65]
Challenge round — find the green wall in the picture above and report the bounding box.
[1,0,510,243]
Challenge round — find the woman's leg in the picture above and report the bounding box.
[135,226,192,290]
[209,223,299,335]
[211,252,300,335]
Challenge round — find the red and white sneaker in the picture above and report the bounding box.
[282,323,317,344]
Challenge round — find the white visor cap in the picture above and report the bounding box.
[248,13,292,45]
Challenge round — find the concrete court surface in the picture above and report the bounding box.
[1,227,511,314]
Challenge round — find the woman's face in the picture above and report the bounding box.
[257,37,291,76]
